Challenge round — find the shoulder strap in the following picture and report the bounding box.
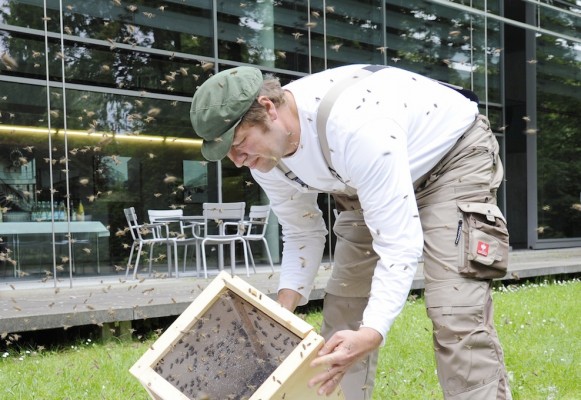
[316,65,387,195]
[317,65,478,194]
[317,66,478,174]
[276,160,310,189]
[436,81,479,105]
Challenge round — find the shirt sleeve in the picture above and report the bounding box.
[338,118,424,340]
[251,170,328,306]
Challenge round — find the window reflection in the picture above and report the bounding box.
[0,30,211,98]
[386,0,501,103]
[536,27,581,239]
[0,148,35,217]
[0,0,578,280]
[0,0,214,56]
[183,160,208,204]
[0,119,204,275]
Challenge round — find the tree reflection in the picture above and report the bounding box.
[536,32,581,239]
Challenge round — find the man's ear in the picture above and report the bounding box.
[257,96,277,120]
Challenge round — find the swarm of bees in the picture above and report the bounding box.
[152,290,300,399]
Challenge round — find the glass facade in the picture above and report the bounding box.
[0,0,579,282]
[534,1,581,243]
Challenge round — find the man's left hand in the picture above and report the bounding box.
[308,327,383,396]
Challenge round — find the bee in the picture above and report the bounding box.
[330,43,343,52]
[164,174,177,184]
[1,52,18,69]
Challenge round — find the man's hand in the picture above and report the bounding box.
[308,327,383,396]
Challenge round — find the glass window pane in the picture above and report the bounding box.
[448,0,501,14]
[385,0,501,104]
[1,31,209,98]
[537,2,579,40]
[0,78,207,275]
[0,0,214,56]
[0,0,47,30]
[217,0,309,71]
[536,35,581,239]
[311,0,385,71]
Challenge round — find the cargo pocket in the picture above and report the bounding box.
[457,202,509,279]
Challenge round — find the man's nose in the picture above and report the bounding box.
[227,148,245,168]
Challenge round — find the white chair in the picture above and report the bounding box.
[147,209,184,238]
[191,202,250,278]
[148,209,204,275]
[240,205,275,273]
[124,207,178,279]
[148,209,194,272]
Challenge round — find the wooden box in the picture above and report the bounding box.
[130,271,344,400]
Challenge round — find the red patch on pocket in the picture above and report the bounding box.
[477,241,490,257]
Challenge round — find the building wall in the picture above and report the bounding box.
[0,0,579,280]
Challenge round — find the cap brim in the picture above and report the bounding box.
[201,123,237,161]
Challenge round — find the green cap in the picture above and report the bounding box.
[190,66,263,161]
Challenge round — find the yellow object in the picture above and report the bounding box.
[77,201,85,221]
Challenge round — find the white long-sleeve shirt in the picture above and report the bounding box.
[252,64,479,339]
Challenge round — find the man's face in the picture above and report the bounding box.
[226,118,290,173]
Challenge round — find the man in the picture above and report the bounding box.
[190,65,512,400]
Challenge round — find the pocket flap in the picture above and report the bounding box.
[457,202,506,224]
[425,281,489,308]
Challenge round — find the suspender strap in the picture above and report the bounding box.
[316,65,384,195]
[437,81,480,104]
[277,65,385,194]
[277,160,310,189]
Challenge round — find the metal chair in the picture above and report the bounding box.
[124,207,178,279]
[191,202,249,278]
[147,209,184,238]
[148,209,189,271]
[239,205,275,273]
[148,209,203,274]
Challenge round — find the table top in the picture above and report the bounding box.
[153,216,204,223]
[0,221,110,237]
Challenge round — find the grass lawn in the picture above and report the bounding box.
[1,279,579,399]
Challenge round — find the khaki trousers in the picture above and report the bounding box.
[322,116,511,400]
[322,209,379,400]
[416,115,511,400]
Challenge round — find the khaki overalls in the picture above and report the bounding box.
[323,115,512,400]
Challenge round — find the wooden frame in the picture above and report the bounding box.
[130,271,344,399]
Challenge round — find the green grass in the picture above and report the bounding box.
[1,279,579,399]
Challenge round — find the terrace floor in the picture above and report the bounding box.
[0,247,579,336]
